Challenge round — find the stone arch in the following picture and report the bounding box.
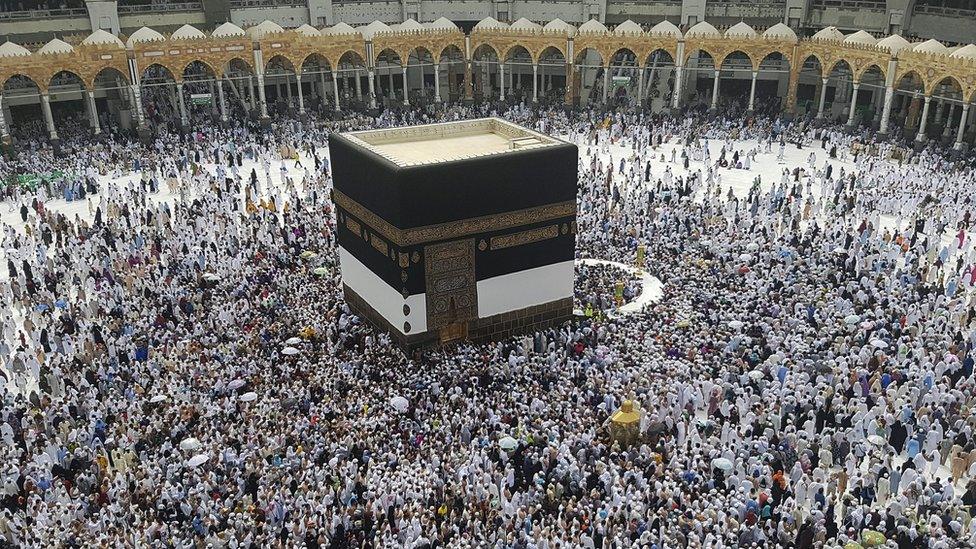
[375,48,403,67]
[644,48,676,67]
[219,55,254,78]
[330,49,366,72]
[855,62,886,82]
[84,63,129,90]
[263,54,296,74]
[300,52,332,75]
[532,42,566,64]
[610,47,638,64]
[718,50,754,72]
[538,46,566,64]
[48,69,86,92]
[472,43,499,63]
[798,53,825,77]
[438,44,464,65]
[825,58,853,80]
[139,63,177,86]
[91,66,129,90]
[502,44,533,64]
[895,69,927,95]
[928,74,963,99]
[684,46,721,67]
[410,45,434,64]
[758,51,790,72]
[574,46,604,67]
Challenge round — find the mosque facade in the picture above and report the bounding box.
[0,18,975,150]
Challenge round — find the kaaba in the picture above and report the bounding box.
[330,117,577,350]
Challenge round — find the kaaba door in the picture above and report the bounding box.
[424,239,478,343]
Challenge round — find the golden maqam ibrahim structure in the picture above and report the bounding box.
[1,17,976,150]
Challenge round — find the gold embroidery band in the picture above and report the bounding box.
[333,190,576,247]
[369,234,389,256]
[490,225,559,250]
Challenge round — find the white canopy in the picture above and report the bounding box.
[126,26,165,48]
[578,19,608,34]
[247,20,285,39]
[844,30,877,45]
[724,22,757,38]
[474,16,508,30]
[81,29,124,47]
[510,18,542,30]
[171,24,206,41]
[614,20,643,35]
[812,26,844,42]
[359,20,392,39]
[685,21,720,38]
[648,20,681,38]
[762,23,797,42]
[37,38,74,55]
[293,24,320,37]
[0,41,30,58]
[212,22,246,38]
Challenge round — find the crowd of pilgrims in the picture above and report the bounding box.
[1,94,976,548]
[574,263,641,316]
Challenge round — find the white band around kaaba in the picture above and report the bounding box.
[339,246,428,334]
[476,260,575,318]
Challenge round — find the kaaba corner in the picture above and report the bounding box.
[329,117,578,350]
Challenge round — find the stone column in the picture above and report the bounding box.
[955,103,970,150]
[748,71,757,112]
[916,95,932,142]
[296,74,306,114]
[353,69,362,100]
[499,62,505,101]
[433,63,441,102]
[533,63,539,103]
[944,104,957,137]
[256,74,268,119]
[602,65,609,104]
[130,84,146,127]
[710,69,720,110]
[87,90,100,134]
[637,67,645,106]
[367,70,376,108]
[332,70,341,111]
[672,66,683,110]
[401,66,409,106]
[464,60,473,100]
[0,94,9,140]
[318,70,327,102]
[246,76,255,112]
[847,82,859,126]
[817,78,828,118]
[177,82,188,126]
[217,78,228,122]
[41,93,58,141]
[879,85,894,135]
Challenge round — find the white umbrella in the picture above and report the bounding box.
[712,457,733,471]
[186,454,209,467]
[739,253,753,262]
[728,320,744,330]
[150,395,167,403]
[180,437,202,451]
[867,434,886,446]
[282,346,300,356]
[871,339,888,349]
[748,370,764,381]
[499,436,518,451]
[239,392,258,402]
[844,314,861,325]
[227,379,246,390]
[285,337,302,345]
[201,273,220,281]
[389,396,409,413]
[746,242,760,252]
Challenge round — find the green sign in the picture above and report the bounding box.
[190,93,212,105]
